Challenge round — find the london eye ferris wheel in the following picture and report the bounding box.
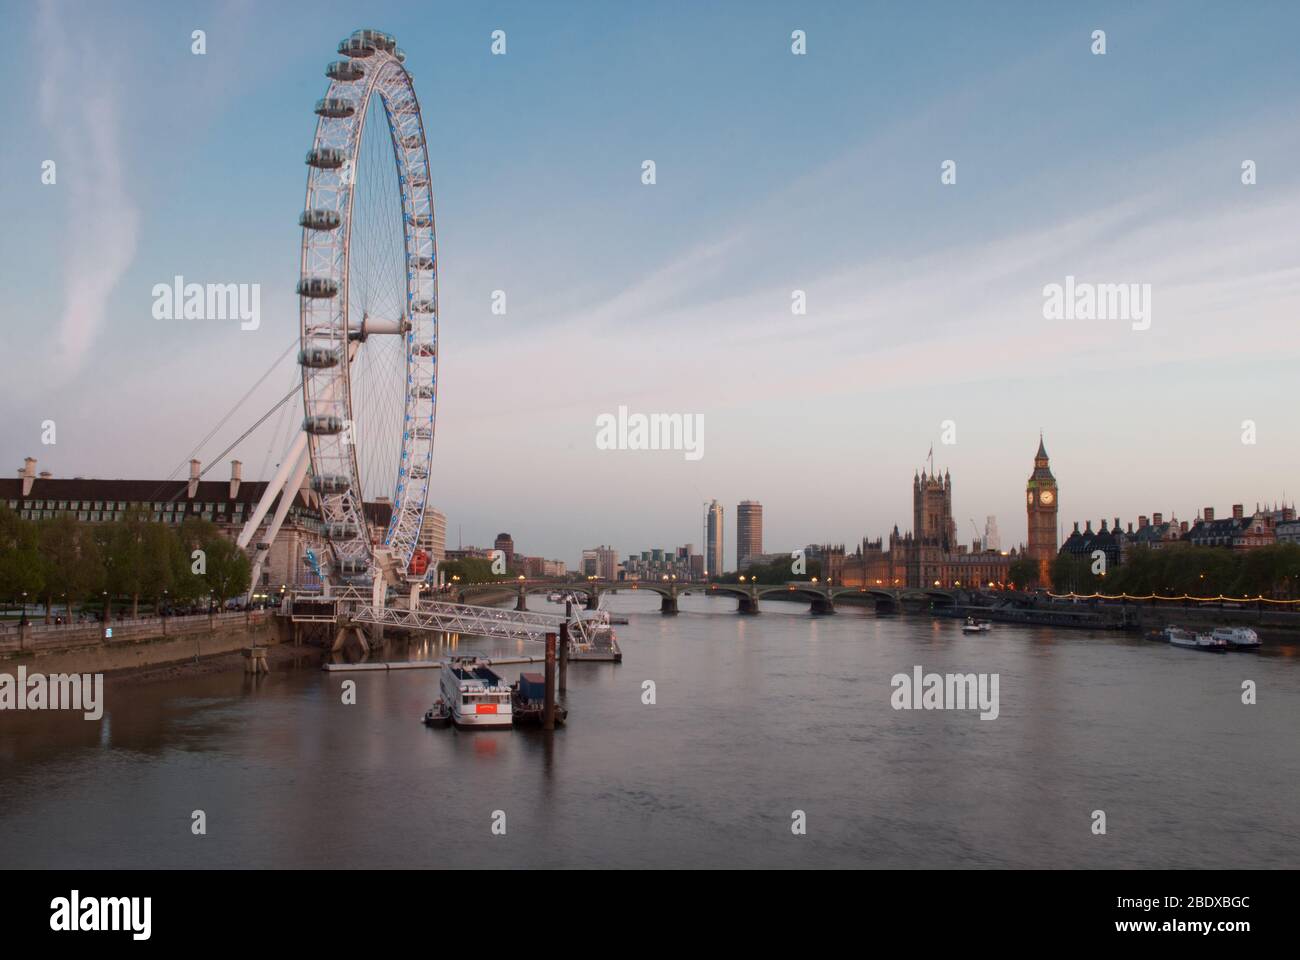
[294,28,439,588]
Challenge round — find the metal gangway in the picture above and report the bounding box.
[350,598,595,648]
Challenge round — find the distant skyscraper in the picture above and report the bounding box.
[736,500,763,569]
[595,545,618,581]
[706,500,724,576]
[418,507,447,563]
[983,515,1001,552]
[494,532,514,566]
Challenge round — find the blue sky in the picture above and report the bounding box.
[2,1,1299,566]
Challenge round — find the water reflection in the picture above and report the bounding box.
[1,593,1298,868]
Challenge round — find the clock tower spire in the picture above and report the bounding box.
[1026,434,1058,587]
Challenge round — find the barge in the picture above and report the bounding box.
[510,672,567,727]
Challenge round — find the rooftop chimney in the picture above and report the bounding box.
[19,457,36,497]
[1233,504,1244,520]
[188,459,201,500]
[1180,520,1189,534]
[1153,512,1163,525]
[1114,517,1121,532]
[1204,507,1214,522]
[1138,515,1149,528]
[230,459,242,500]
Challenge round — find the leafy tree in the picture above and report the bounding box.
[38,515,104,623]
[0,506,44,613]
[1233,542,1300,598]
[441,557,506,584]
[139,522,176,612]
[1050,553,1099,593]
[101,509,150,617]
[171,518,219,606]
[202,536,250,606]
[716,556,820,584]
[1008,555,1039,590]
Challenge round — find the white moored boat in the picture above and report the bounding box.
[1164,626,1226,653]
[440,656,513,728]
[1211,626,1261,650]
[962,617,992,634]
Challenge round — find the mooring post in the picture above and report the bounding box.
[559,602,570,695]
[543,631,557,730]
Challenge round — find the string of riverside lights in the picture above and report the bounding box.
[1047,591,1300,605]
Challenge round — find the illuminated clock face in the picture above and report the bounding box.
[1027,491,1034,505]
[1041,490,1055,505]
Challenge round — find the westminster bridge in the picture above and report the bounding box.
[453,578,960,615]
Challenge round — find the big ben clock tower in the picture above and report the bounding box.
[1025,435,1058,587]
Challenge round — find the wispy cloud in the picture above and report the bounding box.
[36,0,139,375]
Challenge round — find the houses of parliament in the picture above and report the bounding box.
[828,438,1058,590]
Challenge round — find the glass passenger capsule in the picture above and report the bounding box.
[297,277,339,298]
[298,347,340,368]
[315,97,356,118]
[352,29,396,52]
[306,147,347,169]
[303,415,344,435]
[338,37,375,58]
[299,209,342,231]
[312,475,350,494]
[325,60,365,82]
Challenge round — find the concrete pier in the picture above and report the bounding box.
[243,646,269,675]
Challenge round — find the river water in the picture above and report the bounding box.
[2,594,1297,869]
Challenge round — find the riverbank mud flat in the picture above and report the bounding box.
[106,641,324,686]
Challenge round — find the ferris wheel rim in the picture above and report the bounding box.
[297,30,439,588]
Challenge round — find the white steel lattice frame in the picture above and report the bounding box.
[351,601,593,646]
[300,42,438,586]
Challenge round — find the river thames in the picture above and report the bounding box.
[2,594,1297,869]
